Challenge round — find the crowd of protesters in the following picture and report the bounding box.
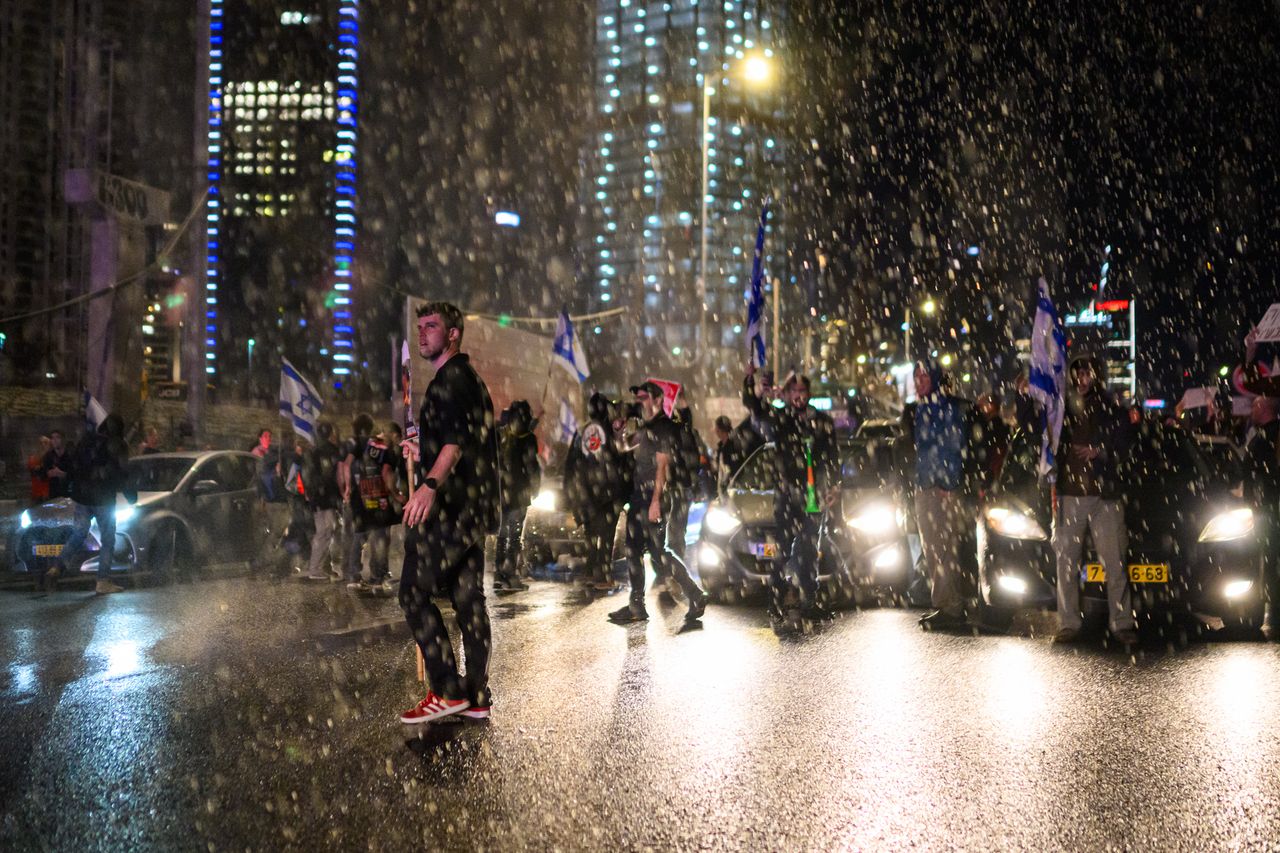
[18,302,1280,726]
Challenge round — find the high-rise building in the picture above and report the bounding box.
[206,0,359,395]
[0,0,194,388]
[585,0,790,390]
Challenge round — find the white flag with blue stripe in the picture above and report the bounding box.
[1028,277,1067,481]
[279,358,325,443]
[83,390,108,429]
[557,398,579,445]
[552,311,590,383]
[745,199,771,369]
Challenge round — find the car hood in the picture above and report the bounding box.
[721,490,774,526]
[24,492,170,527]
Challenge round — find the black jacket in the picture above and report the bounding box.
[565,417,628,518]
[1057,388,1135,499]
[743,378,838,500]
[68,416,135,508]
[499,430,541,512]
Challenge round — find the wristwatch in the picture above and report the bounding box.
[423,477,438,491]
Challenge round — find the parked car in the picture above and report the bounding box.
[13,451,270,579]
[693,439,917,605]
[519,474,626,572]
[978,425,1263,631]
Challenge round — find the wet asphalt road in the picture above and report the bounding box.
[3,568,1280,852]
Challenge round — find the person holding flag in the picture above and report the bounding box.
[1051,352,1139,646]
[742,364,838,628]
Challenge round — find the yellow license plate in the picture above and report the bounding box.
[752,543,777,558]
[1084,563,1169,583]
[34,544,63,557]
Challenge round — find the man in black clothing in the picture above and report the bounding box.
[399,302,500,725]
[343,413,397,593]
[712,415,745,493]
[565,393,627,590]
[657,405,703,599]
[743,365,839,624]
[300,422,344,581]
[40,430,72,499]
[493,400,539,591]
[62,414,136,595]
[609,381,708,626]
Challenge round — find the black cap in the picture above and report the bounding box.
[630,381,664,398]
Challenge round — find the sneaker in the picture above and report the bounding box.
[494,574,529,592]
[608,603,648,624]
[1111,628,1140,646]
[95,579,124,595]
[800,603,835,622]
[685,591,709,623]
[298,574,331,582]
[1052,627,1081,644]
[459,706,491,720]
[399,691,470,724]
[346,579,373,593]
[919,609,966,631]
[592,578,617,591]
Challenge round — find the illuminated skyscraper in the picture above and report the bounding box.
[585,0,789,386]
[207,0,358,393]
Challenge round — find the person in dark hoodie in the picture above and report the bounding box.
[900,359,974,630]
[565,393,628,590]
[1052,354,1139,645]
[62,413,137,595]
[744,364,839,626]
[495,400,540,592]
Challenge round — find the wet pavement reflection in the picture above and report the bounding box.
[3,573,1280,849]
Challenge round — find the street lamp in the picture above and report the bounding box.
[698,52,777,380]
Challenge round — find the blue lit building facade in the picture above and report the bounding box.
[206,0,358,395]
[586,0,789,386]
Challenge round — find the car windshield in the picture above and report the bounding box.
[128,457,194,493]
[730,446,774,491]
[840,438,895,487]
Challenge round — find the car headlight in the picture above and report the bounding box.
[530,489,557,512]
[20,510,32,530]
[698,543,724,569]
[847,501,902,534]
[703,506,742,537]
[985,506,1048,541]
[114,506,136,526]
[1199,508,1254,542]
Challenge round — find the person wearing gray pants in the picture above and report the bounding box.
[1052,354,1138,645]
[1054,496,1135,637]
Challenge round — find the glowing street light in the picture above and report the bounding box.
[698,53,778,373]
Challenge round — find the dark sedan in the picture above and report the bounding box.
[693,439,915,605]
[978,425,1264,631]
[13,451,269,580]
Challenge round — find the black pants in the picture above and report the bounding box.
[625,494,702,607]
[494,507,526,579]
[664,492,690,571]
[583,511,617,581]
[399,525,492,706]
[773,496,821,612]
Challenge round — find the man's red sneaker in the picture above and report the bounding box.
[399,691,470,724]
[459,706,490,720]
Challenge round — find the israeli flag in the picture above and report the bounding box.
[83,390,108,428]
[557,398,579,444]
[1028,277,1068,481]
[279,358,325,443]
[746,199,771,369]
[552,311,590,383]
